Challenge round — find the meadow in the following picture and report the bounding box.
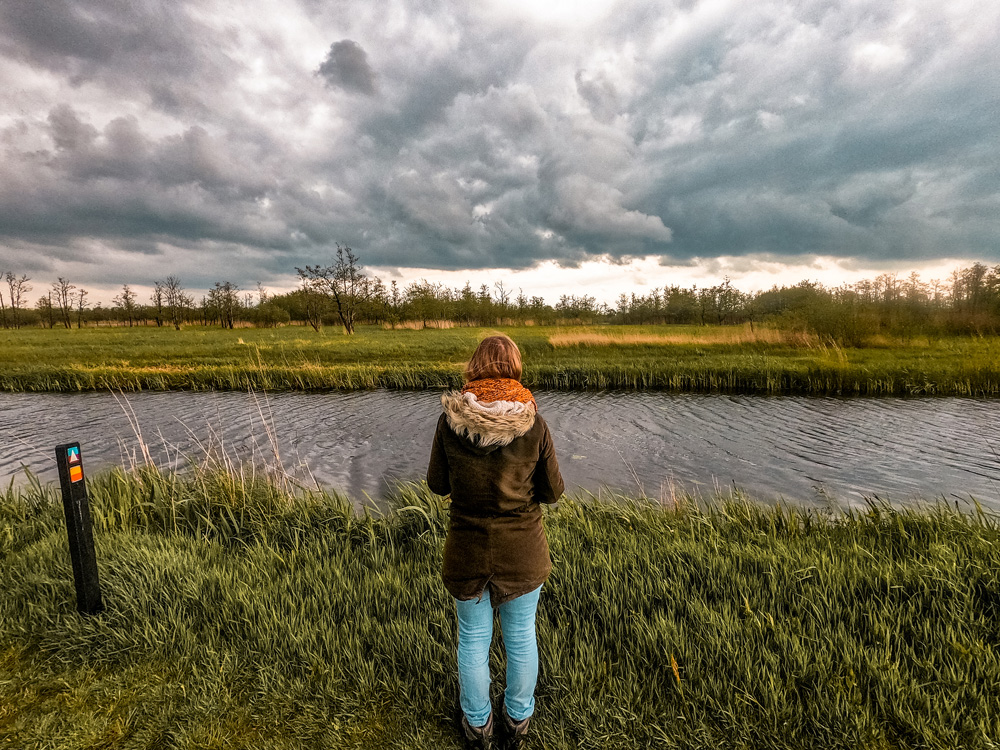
[1,466,998,749]
[2,323,1000,395]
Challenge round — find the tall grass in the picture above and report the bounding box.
[2,466,999,749]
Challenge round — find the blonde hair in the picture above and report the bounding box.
[464,334,523,382]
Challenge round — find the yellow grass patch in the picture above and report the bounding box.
[383,320,457,330]
[68,364,191,373]
[864,334,932,348]
[548,326,819,348]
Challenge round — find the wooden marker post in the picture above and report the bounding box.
[55,442,104,615]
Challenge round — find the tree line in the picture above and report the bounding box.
[5,251,1000,343]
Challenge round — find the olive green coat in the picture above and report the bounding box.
[427,390,564,606]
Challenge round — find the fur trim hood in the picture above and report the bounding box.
[441,390,537,450]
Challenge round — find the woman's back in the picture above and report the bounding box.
[428,384,563,606]
[428,389,563,515]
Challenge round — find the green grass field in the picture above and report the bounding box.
[2,324,1000,395]
[2,467,998,749]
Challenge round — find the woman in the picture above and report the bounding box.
[427,334,564,750]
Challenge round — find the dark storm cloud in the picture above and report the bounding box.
[317,40,377,94]
[0,0,998,290]
[0,105,333,257]
[0,0,237,114]
[47,104,97,150]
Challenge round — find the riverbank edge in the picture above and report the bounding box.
[3,362,1000,396]
[2,468,998,749]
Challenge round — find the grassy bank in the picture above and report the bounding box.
[2,467,999,749]
[2,325,1000,395]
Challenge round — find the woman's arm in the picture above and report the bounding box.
[533,417,564,504]
[426,414,451,496]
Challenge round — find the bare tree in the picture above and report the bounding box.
[52,277,76,328]
[151,281,165,327]
[163,276,192,330]
[494,280,511,306]
[209,281,240,329]
[296,244,371,334]
[75,288,89,328]
[295,272,327,332]
[5,273,31,329]
[113,284,138,327]
[37,293,56,328]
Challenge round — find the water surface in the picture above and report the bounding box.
[2,391,998,511]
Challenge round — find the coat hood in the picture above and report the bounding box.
[441,390,537,453]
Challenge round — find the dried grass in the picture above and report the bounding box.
[549,325,819,348]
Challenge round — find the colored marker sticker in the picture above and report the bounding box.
[70,465,83,483]
[67,446,81,464]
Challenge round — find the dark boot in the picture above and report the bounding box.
[500,706,530,749]
[461,712,495,750]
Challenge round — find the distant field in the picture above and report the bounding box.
[2,324,1000,395]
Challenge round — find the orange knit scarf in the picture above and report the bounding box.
[461,378,537,409]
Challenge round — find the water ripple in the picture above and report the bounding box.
[1,391,999,511]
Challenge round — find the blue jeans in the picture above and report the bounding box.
[455,585,542,727]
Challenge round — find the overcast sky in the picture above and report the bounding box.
[1,0,997,304]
